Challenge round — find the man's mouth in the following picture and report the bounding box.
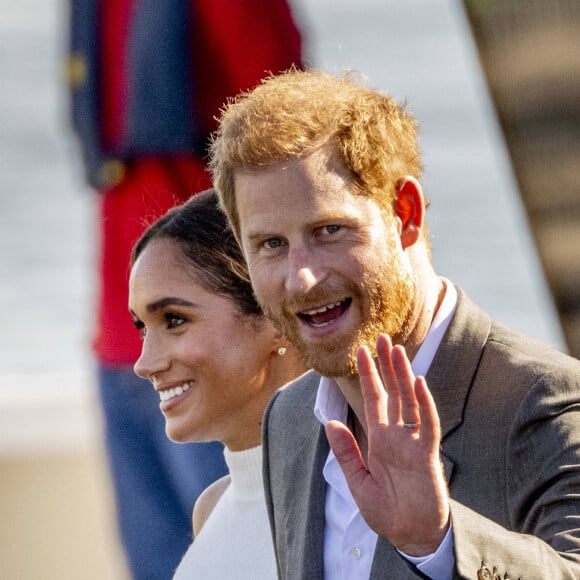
[298,298,351,327]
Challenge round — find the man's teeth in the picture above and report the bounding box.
[159,382,192,402]
[303,301,342,316]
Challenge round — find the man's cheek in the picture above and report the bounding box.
[248,276,270,306]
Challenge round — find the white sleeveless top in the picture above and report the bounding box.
[173,445,277,579]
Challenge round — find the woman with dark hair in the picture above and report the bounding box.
[129,189,306,578]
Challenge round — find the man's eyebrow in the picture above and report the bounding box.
[146,297,199,313]
[244,227,273,241]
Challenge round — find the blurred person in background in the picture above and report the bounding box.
[66,2,303,577]
[129,189,307,578]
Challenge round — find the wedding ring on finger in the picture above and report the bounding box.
[402,422,420,429]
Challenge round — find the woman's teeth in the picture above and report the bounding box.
[159,382,192,402]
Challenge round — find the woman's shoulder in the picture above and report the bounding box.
[192,474,231,537]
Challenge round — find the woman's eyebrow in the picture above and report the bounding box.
[146,297,199,313]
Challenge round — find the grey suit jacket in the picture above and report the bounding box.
[263,287,580,579]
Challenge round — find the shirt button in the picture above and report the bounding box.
[350,547,362,560]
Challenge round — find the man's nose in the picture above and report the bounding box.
[285,246,322,294]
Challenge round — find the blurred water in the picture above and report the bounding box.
[0,0,565,388]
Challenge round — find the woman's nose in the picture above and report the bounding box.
[133,335,171,379]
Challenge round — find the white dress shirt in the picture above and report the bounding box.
[314,279,457,579]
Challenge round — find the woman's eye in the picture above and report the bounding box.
[166,314,186,329]
[132,319,147,338]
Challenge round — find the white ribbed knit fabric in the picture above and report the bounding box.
[173,445,277,579]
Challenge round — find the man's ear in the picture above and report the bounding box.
[394,176,425,249]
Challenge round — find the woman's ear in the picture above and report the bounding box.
[270,329,287,355]
[394,176,425,249]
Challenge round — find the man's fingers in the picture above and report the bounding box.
[376,335,420,427]
[376,334,402,425]
[357,346,387,425]
[414,376,441,450]
[326,420,369,491]
[390,344,421,426]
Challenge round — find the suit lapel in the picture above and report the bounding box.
[427,287,491,440]
[426,288,491,484]
[300,423,329,578]
[269,372,329,579]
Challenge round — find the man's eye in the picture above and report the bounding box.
[264,238,283,249]
[322,225,341,235]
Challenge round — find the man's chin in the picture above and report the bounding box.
[297,343,358,378]
[274,318,361,376]
[318,366,359,379]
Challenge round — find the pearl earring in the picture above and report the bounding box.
[277,346,287,356]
